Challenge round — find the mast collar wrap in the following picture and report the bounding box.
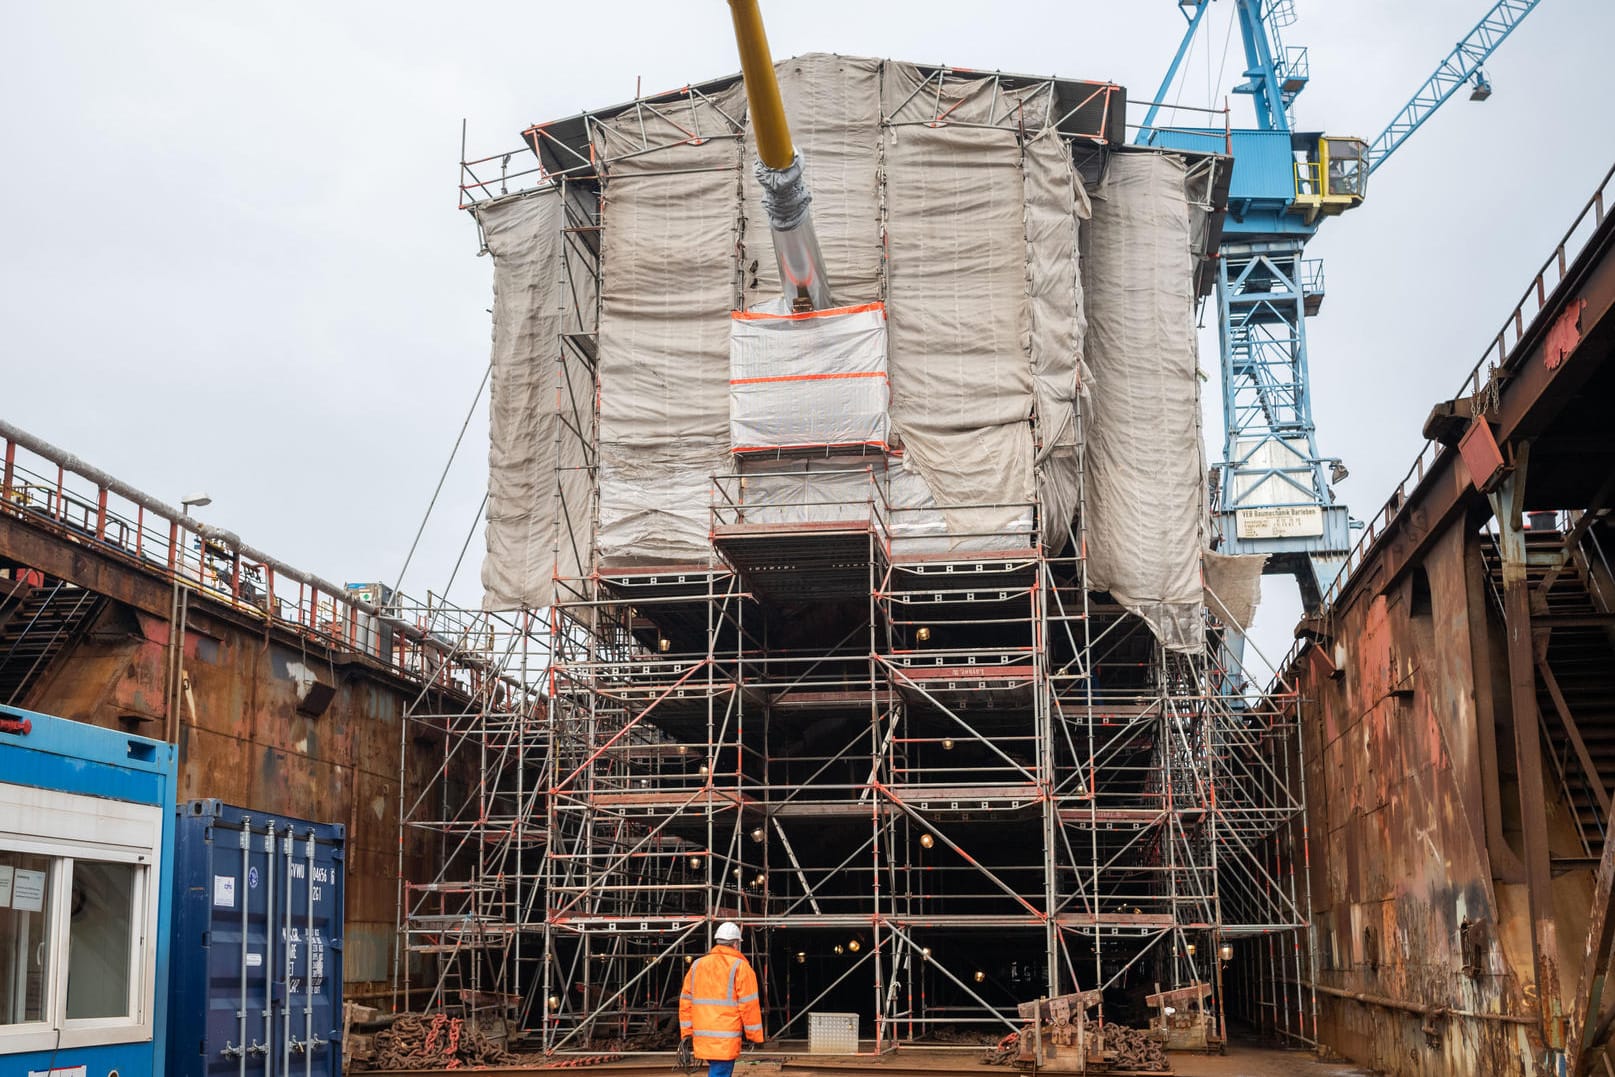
[755,153,812,231]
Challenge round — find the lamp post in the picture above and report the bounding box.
[181,493,213,589]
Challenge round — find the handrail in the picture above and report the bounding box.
[1128,99,1234,156]
[0,419,540,699]
[709,469,1039,554]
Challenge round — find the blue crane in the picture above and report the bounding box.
[1140,0,1543,611]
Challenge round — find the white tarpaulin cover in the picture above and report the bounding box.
[1082,152,1207,651]
[730,302,889,453]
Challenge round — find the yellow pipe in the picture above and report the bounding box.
[726,0,794,169]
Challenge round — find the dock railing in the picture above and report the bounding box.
[0,419,532,700]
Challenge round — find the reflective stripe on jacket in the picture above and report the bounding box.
[679,944,763,1060]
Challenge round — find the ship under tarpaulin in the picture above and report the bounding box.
[400,24,1344,1068]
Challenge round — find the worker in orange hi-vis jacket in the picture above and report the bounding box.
[678,922,764,1077]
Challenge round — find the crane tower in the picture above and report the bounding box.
[1143,0,1542,610]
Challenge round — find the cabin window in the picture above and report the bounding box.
[0,783,158,1052]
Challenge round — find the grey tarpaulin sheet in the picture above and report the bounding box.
[593,87,744,564]
[734,457,880,522]
[882,63,1054,130]
[480,60,1213,603]
[476,188,596,611]
[885,118,1035,540]
[1203,551,1264,633]
[1082,152,1207,651]
[731,456,1011,555]
[1023,132,1090,553]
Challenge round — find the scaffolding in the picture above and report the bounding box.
[396,601,553,1019]
[399,482,1314,1050]
[401,68,1313,1055]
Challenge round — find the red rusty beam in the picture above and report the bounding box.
[1494,460,1566,1048]
[1463,531,1528,885]
[0,509,193,624]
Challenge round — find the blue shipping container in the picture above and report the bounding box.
[169,799,345,1077]
[0,704,177,1077]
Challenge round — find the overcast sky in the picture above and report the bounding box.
[4,1,1612,675]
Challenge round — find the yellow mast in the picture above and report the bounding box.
[724,0,832,311]
[726,0,794,170]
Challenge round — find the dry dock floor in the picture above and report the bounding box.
[367,1044,1376,1077]
[1169,1045,1374,1077]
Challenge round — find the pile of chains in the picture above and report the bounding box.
[982,1030,1019,1065]
[930,1026,998,1046]
[1100,1024,1169,1073]
[369,1013,519,1070]
[540,1052,625,1068]
[619,1012,681,1051]
[982,1023,1170,1072]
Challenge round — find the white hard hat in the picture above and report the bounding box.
[715,921,742,943]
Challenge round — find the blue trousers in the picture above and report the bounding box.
[707,1061,735,1077]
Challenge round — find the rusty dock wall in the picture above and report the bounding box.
[0,422,526,998]
[1266,161,1615,1076]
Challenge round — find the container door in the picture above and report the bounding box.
[279,826,341,1077]
[180,806,343,1077]
[199,818,275,1077]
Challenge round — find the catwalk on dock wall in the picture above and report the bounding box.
[401,56,1306,1051]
